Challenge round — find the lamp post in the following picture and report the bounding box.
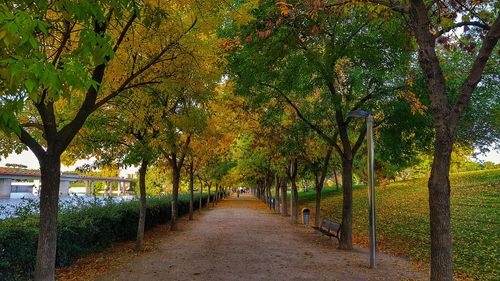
[348,110,376,268]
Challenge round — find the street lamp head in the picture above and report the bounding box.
[348,110,371,118]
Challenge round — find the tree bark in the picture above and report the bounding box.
[170,165,181,231]
[188,160,194,220]
[291,183,299,223]
[288,158,299,223]
[428,130,453,280]
[199,180,203,212]
[314,185,322,227]
[135,159,148,251]
[267,177,272,209]
[289,159,299,224]
[280,178,288,216]
[207,182,211,207]
[213,183,218,207]
[34,154,61,281]
[314,146,332,226]
[333,169,339,191]
[274,176,280,213]
[339,159,353,250]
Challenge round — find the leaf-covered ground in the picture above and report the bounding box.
[299,169,500,281]
[56,224,172,281]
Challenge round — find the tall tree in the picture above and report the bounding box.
[0,1,207,278]
[359,0,499,279]
[225,0,411,249]
[302,138,334,227]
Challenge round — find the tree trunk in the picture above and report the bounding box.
[406,2,499,278]
[291,182,299,224]
[267,178,272,209]
[280,178,288,216]
[213,183,217,207]
[339,159,353,250]
[199,180,203,212]
[289,159,299,224]
[34,155,61,281]
[217,184,220,202]
[314,185,322,227]
[207,182,211,207]
[427,128,454,280]
[333,169,339,191]
[274,176,280,213]
[314,146,332,227]
[189,161,194,220]
[262,184,265,202]
[170,166,181,231]
[135,159,148,251]
[263,180,268,204]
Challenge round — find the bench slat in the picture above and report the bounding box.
[314,219,341,242]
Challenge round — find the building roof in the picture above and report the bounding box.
[0,167,132,182]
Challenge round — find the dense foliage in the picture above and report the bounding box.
[0,193,213,281]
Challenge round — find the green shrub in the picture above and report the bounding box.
[0,193,211,281]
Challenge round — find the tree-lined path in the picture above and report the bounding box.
[96,194,427,281]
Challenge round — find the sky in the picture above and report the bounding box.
[0,150,138,178]
[1,146,499,176]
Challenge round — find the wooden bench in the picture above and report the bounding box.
[313,219,341,242]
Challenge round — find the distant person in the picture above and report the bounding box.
[236,190,240,198]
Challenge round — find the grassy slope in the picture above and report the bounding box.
[298,169,500,281]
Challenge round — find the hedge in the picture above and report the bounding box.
[0,193,215,281]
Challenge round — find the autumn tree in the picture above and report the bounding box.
[353,0,499,279]
[224,0,411,249]
[0,0,210,279]
[301,137,334,227]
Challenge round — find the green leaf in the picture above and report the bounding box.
[25,79,36,93]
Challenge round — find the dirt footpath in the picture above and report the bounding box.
[97,194,427,281]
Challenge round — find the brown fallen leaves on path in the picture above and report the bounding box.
[56,220,178,281]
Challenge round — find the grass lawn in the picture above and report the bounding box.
[298,169,500,281]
